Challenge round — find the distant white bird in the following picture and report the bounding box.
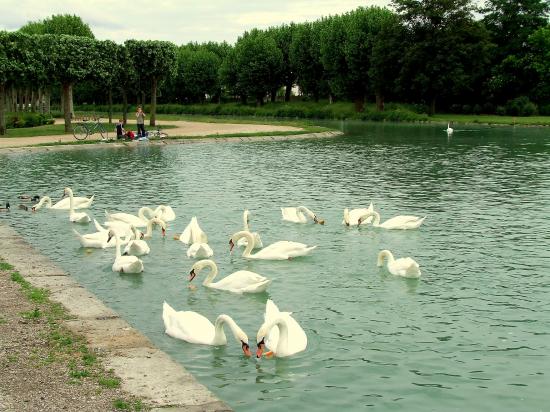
[64,187,90,224]
[377,250,421,278]
[281,206,325,224]
[357,210,425,230]
[446,122,453,135]
[107,230,144,274]
[230,231,316,260]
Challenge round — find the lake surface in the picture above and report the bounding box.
[1,122,549,411]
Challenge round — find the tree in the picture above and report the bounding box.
[175,47,221,103]
[232,30,283,105]
[290,22,327,101]
[267,24,296,101]
[125,40,177,126]
[525,25,550,104]
[392,0,489,114]
[20,14,94,38]
[482,0,549,102]
[319,15,351,102]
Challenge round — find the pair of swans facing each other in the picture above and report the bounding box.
[377,250,421,278]
[162,299,306,358]
[230,231,316,260]
[105,205,175,228]
[281,206,325,225]
[32,191,94,211]
[189,259,271,294]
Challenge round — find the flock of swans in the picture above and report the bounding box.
[22,187,426,359]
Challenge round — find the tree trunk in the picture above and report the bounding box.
[68,84,74,119]
[241,95,247,105]
[284,83,292,102]
[0,82,6,136]
[44,88,51,114]
[353,95,365,113]
[150,78,157,126]
[107,89,113,124]
[62,82,73,133]
[329,93,333,104]
[375,92,384,112]
[429,97,436,116]
[141,91,146,108]
[122,89,128,126]
[270,89,277,103]
[256,96,263,106]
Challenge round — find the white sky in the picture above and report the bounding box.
[0,0,394,45]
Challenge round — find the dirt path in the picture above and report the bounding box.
[0,119,302,148]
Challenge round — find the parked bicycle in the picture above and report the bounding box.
[73,117,109,140]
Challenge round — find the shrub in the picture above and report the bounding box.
[5,112,54,129]
[506,96,538,116]
[496,105,507,116]
[538,104,550,116]
[481,102,495,114]
[472,104,482,115]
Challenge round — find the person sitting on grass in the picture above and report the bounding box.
[115,119,125,139]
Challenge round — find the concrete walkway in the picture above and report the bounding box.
[0,222,231,411]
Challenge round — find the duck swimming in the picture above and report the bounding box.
[0,202,10,212]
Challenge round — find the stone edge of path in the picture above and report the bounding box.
[0,130,343,154]
[0,222,232,412]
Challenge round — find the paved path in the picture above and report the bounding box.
[0,119,302,148]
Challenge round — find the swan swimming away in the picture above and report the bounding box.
[178,217,208,244]
[256,299,307,358]
[230,231,316,260]
[64,188,91,223]
[377,249,421,278]
[162,301,251,356]
[281,206,325,224]
[237,209,263,249]
[357,210,425,229]
[107,230,144,273]
[189,259,271,294]
[343,203,374,226]
[187,243,214,259]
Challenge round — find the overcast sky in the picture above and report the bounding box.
[0,0,397,45]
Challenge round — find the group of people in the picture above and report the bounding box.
[115,106,147,140]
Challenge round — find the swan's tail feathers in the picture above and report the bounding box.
[244,279,272,294]
[418,216,427,225]
[179,219,194,244]
[88,194,95,203]
[104,210,112,221]
[162,301,176,332]
[94,219,106,232]
[72,229,84,243]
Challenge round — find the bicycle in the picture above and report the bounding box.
[146,127,168,139]
[73,117,109,140]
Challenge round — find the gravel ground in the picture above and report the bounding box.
[0,267,147,412]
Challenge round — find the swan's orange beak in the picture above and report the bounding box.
[189,269,196,282]
[256,338,265,358]
[242,341,251,357]
[229,239,234,253]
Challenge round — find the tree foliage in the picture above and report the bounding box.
[20,14,94,38]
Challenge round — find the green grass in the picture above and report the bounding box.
[430,113,550,126]
[3,123,71,137]
[98,376,121,388]
[0,262,14,271]
[21,308,42,319]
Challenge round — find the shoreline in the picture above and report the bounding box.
[0,222,232,411]
[0,130,343,154]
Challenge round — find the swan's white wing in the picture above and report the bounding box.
[186,243,213,259]
[113,255,143,273]
[211,270,271,293]
[162,302,215,344]
[343,205,374,225]
[264,300,280,350]
[107,211,147,227]
[70,211,91,223]
[380,215,424,229]
[252,241,316,260]
[179,219,194,244]
[390,257,421,278]
[124,240,150,256]
[51,196,92,210]
[281,207,303,223]
[191,217,208,244]
[279,313,308,356]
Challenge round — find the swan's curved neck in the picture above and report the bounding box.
[65,189,75,212]
[138,207,155,221]
[35,196,52,210]
[212,314,244,345]
[114,233,122,258]
[297,206,314,221]
[263,316,289,354]
[377,250,394,266]
[233,231,255,257]
[199,260,218,286]
[358,210,380,225]
[343,208,350,226]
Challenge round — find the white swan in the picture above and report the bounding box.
[187,243,214,259]
[281,206,325,224]
[230,231,316,260]
[162,302,251,356]
[32,194,93,211]
[178,217,207,244]
[256,299,307,358]
[357,210,425,229]
[141,217,166,239]
[343,203,374,226]
[154,205,176,222]
[446,122,453,135]
[377,249,421,278]
[73,227,131,249]
[236,210,263,249]
[64,187,91,223]
[123,226,150,256]
[189,259,271,294]
[105,207,155,228]
[107,230,144,273]
[95,219,135,238]
[31,196,52,211]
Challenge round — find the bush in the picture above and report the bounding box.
[496,105,507,116]
[5,112,54,129]
[481,102,495,114]
[506,96,538,116]
[538,104,550,116]
[472,104,482,115]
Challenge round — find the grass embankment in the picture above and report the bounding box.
[430,113,550,126]
[0,260,146,411]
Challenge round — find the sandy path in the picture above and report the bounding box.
[0,119,302,148]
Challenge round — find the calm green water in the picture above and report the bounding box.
[1,122,549,411]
